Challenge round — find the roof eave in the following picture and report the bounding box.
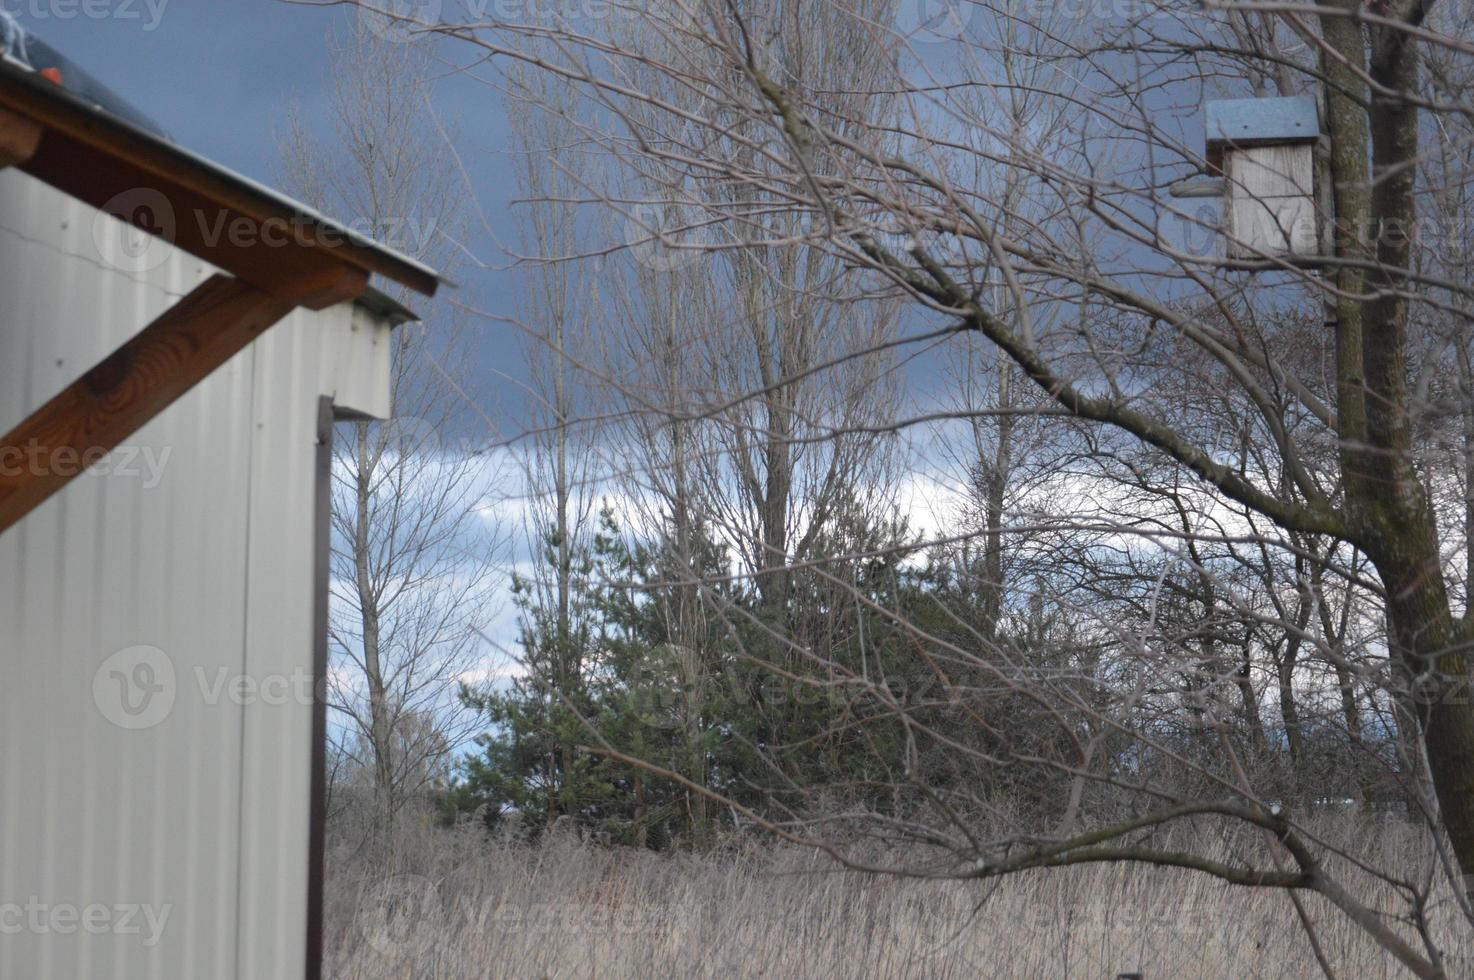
[0,58,443,304]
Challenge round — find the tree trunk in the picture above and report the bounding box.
[758,386,793,615]
[980,362,1013,643]
[1277,570,1313,791]
[1313,561,1373,805]
[1235,643,1271,762]
[1321,5,1474,894]
[633,771,647,848]
[354,420,395,833]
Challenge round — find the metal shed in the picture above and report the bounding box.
[0,41,439,980]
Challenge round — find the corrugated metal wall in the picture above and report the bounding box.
[0,170,391,978]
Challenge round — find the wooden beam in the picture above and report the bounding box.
[267,263,370,311]
[0,105,41,168]
[0,271,362,535]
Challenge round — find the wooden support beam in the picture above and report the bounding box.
[266,263,370,311]
[0,105,42,168]
[0,269,364,535]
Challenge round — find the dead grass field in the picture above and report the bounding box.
[323,817,1473,979]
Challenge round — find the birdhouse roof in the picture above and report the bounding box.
[1205,96,1319,147]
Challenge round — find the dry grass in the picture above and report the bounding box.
[323,818,1473,979]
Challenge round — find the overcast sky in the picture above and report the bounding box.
[15,0,526,429]
[18,1,378,183]
[7,0,1153,677]
[15,1,1037,447]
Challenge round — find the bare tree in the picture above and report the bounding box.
[612,0,915,841]
[281,20,494,834]
[596,210,727,844]
[348,0,1474,970]
[494,58,610,833]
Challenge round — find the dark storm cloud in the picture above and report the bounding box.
[11,0,525,438]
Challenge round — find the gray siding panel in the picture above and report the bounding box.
[0,170,389,978]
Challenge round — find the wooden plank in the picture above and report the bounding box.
[267,263,370,311]
[1225,145,1318,258]
[1228,144,1313,199]
[0,105,42,168]
[1227,194,1317,258]
[0,271,361,534]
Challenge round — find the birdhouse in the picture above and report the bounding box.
[1204,96,1320,259]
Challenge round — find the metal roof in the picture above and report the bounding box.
[1205,96,1319,146]
[1,12,170,138]
[355,285,423,326]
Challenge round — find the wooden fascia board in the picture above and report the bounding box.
[0,104,41,168]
